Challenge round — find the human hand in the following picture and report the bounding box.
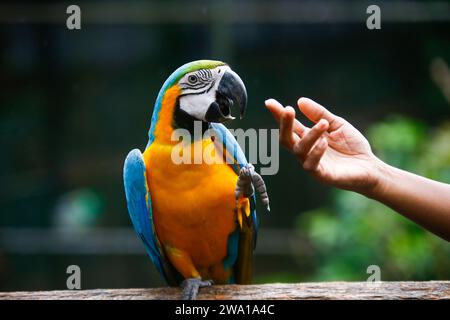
[265,97,385,195]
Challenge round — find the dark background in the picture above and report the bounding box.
[0,0,449,291]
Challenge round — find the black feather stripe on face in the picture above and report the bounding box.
[181,81,209,90]
[178,80,216,97]
[198,69,212,80]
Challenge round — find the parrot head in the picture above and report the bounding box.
[148,60,247,144]
[174,60,247,123]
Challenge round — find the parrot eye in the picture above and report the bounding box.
[188,75,198,84]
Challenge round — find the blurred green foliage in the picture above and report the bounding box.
[295,117,450,281]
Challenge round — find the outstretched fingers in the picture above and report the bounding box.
[265,98,308,138]
[265,97,331,171]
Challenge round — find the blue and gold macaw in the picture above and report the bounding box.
[123,60,269,299]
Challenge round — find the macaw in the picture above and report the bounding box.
[123,60,269,299]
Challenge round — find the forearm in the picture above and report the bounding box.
[365,159,450,242]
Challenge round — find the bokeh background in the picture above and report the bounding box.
[1,0,449,291]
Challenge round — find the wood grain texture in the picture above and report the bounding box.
[1,282,449,300]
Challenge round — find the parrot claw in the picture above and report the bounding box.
[180,277,213,300]
[235,164,270,212]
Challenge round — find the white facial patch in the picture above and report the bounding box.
[178,66,230,121]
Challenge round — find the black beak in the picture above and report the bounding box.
[205,69,248,123]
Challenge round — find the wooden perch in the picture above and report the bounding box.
[1,281,449,300]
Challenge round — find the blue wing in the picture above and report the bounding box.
[210,123,260,283]
[123,149,179,285]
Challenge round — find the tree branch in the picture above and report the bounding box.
[1,282,449,300]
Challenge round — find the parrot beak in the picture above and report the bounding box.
[205,69,248,123]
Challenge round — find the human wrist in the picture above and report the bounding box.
[361,155,393,200]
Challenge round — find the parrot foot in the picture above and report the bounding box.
[181,277,213,300]
[235,164,270,211]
